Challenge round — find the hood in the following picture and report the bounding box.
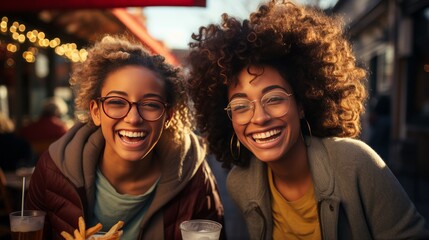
[48,121,207,211]
[49,122,103,188]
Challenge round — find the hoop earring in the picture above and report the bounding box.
[301,118,313,147]
[164,120,170,128]
[230,133,241,160]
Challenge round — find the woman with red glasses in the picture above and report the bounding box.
[26,35,224,240]
[187,1,429,239]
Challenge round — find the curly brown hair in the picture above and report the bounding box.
[70,35,194,142]
[186,0,367,168]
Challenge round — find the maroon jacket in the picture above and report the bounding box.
[26,123,224,239]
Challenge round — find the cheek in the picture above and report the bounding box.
[232,124,246,142]
[285,114,302,140]
[150,118,167,136]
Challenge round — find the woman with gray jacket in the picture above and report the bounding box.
[186,1,429,239]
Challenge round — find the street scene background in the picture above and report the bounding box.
[0,0,428,239]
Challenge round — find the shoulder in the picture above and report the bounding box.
[322,137,374,152]
[322,137,383,162]
[31,151,70,187]
[317,137,387,175]
[28,151,79,205]
[36,151,61,172]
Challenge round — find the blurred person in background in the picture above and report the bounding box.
[186,0,429,239]
[0,113,35,171]
[26,35,224,240]
[20,96,69,157]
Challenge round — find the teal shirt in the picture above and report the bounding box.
[90,168,158,240]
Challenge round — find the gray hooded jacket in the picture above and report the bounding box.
[227,137,429,240]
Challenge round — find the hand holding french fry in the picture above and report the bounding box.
[61,216,124,240]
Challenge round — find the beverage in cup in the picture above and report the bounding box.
[9,210,45,240]
[180,219,222,240]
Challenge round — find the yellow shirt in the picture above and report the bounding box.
[268,168,321,240]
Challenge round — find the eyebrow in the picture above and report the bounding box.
[262,85,288,94]
[105,91,164,100]
[229,85,289,100]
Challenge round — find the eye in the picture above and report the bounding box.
[105,97,128,107]
[229,101,251,113]
[263,93,289,105]
[140,101,163,111]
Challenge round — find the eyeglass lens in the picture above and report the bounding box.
[226,91,292,125]
[101,96,166,121]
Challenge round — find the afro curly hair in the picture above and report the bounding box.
[186,0,367,168]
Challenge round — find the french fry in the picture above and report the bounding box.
[74,229,84,240]
[78,216,86,239]
[61,216,123,240]
[104,221,124,237]
[86,223,103,236]
[99,231,121,240]
[61,231,74,240]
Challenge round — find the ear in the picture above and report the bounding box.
[90,100,101,126]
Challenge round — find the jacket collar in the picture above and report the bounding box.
[242,136,335,201]
[307,137,335,199]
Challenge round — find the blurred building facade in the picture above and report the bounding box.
[0,8,179,131]
[332,0,429,194]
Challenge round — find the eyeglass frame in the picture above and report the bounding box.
[224,90,294,125]
[97,96,169,121]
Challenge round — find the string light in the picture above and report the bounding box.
[1,16,87,63]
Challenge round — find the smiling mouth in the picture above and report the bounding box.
[251,128,282,143]
[118,130,147,143]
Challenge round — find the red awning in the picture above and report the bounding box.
[2,0,206,12]
[111,8,180,66]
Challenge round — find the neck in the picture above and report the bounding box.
[100,151,161,195]
[267,136,312,201]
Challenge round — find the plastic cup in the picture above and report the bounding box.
[180,219,222,240]
[9,210,46,240]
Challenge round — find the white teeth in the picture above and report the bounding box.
[252,129,281,140]
[119,130,146,138]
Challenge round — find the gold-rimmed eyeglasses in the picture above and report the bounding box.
[224,91,293,125]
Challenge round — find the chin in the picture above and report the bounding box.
[253,152,283,163]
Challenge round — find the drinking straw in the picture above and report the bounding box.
[21,176,25,217]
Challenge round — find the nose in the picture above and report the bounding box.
[123,104,143,123]
[249,102,271,125]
